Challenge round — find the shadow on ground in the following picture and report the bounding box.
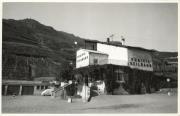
[83,104,141,110]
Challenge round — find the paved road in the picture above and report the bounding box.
[2,93,177,113]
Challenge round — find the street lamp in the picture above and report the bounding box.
[73,41,78,69]
[74,41,77,45]
[167,78,171,96]
[167,78,170,83]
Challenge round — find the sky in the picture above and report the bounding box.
[3,3,178,52]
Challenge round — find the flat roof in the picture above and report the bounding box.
[34,77,56,81]
[85,39,154,52]
[2,80,49,85]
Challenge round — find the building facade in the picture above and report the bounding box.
[2,77,58,96]
[76,49,108,68]
[75,40,176,94]
[2,80,49,96]
[77,40,153,71]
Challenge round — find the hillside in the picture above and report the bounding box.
[2,18,177,81]
[2,18,85,80]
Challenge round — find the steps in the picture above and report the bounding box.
[51,83,72,98]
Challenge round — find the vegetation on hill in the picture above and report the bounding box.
[2,18,85,80]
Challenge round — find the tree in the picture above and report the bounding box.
[59,62,74,81]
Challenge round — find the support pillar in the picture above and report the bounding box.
[19,85,22,95]
[4,85,8,96]
[33,85,37,95]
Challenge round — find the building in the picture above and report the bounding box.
[76,49,108,68]
[75,39,177,94]
[77,40,153,71]
[2,80,49,96]
[2,77,58,96]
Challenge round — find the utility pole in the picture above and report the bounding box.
[121,36,125,45]
[74,41,78,69]
[109,34,114,41]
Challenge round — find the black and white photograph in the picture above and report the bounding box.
[1,1,178,114]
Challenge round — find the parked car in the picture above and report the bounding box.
[41,89,54,96]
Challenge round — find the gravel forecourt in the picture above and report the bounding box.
[2,93,177,113]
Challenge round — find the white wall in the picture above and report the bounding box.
[76,49,89,68]
[97,43,128,66]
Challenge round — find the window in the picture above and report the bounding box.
[133,62,135,65]
[130,62,132,65]
[37,86,40,90]
[134,58,137,62]
[138,59,140,62]
[41,86,44,90]
[141,63,143,66]
[149,64,152,67]
[85,41,97,50]
[93,59,98,65]
[115,69,125,83]
[131,58,133,61]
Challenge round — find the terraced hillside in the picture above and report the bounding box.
[2,18,85,80]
